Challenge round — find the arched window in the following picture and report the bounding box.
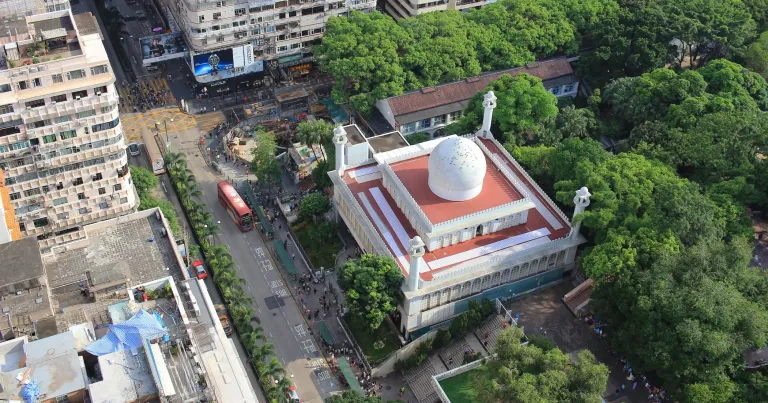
[521,262,530,278]
[421,294,430,312]
[462,281,472,298]
[491,272,501,287]
[501,268,511,284]
[556,250,566,265]
[481,275,491,291]
[538,257,548,273]
[471,278,481,294]
[440,288,451,305]
[430,292,441,309]
[548,253,557,268]
[452,285,462,302]
[511,265,520,281]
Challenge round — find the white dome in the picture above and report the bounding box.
[428,137,487,201]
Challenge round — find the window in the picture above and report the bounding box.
[54,115,72,124]
[25,99,45,109]
[199,15,205,23]
[0,127,20,137]
[23,188,41,197]
[72,90,88,99]
[76,110,96,119]
[277,45,288,52]
[216,1,226,5]
[9,192,20,201]
[12,141,30,150]
[235,7,246,15]
[51,94,67,103]
[551,86,561,95]
[73,177,83,186]
[91,117,120,133]
[42,185,49,193]
[99,201,108,210]
[213,12,221,19]
[291,43,300,49]
[98,187,106,195]
[79,207,88,215]
[101,105,115,114]
[27,121,46,129]
[18,222,25,232]
[77,192,85,200]
[33,218,49,228]
[448,111,461,122]
[120,197,129,204]
[265,25,276,32]
[0,104,13,114]
[90,65,108,75]
[217,37,225,43]
[563,83,575,93]
[42,134,57,144]
[433,114,446,125]
[16,81,30,91]
[402,122,416,134]
[32,78,42,87]
[56,212,69,220]
[201,38,208,45]
[52,74,63,83]
[419,118,432,129]
[113,183,122,192]
[0,84,11,93]
[66,69,86,80]
[59,130,77,140]
[94,86,107,95]
[92,173,103,181]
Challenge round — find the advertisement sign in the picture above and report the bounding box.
[193,49,235,76]
[192,45,264,83]
[140,33,187,65]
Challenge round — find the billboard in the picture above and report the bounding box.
[140,33,187,65]
[192,45,264,83]
[193,49,235,76]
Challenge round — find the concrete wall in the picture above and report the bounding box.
[371,328,439,377]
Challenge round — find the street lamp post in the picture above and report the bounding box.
[155,119,174,151]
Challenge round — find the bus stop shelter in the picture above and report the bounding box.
[336,357,363,394]
[273,240,296,275]
[255,205,274,235]
[317,321,335,345]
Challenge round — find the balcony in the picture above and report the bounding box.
[20,93,118,122]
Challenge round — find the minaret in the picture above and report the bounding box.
[477,91,497,139]
[570,187,591,239]
[406,236,425,291]
[333,125,347,176]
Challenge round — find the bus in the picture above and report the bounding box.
[140,128,166,175]
[217,181,254,231]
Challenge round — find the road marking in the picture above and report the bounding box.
[254,247,265,258]
[275,288,289,298]
[258,308,262,313]
[301,340,317,354]
[294,325,307,338]
[316,370,331,381]
[307,359,324,369]
[269,332,273,338]
[270,280,284,289]
[248,286,252,292]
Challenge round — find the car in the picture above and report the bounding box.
[192,259,208,279]
[286,385,300,403]
[218,314,233,336]
[128,143,140,156]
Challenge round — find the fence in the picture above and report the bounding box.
[431,358,486,403]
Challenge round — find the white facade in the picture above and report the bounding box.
[384,0,492,20]
[331,96,588,338]
[163,0,376,82]
[0,0,69,18]
[0,10,137,249]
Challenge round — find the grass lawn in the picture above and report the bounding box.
[439,366,489,403]
[346,317,400,363]
[292,220,342,270]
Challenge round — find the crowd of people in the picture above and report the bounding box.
[119,78,174,112]
[322,339,382,398]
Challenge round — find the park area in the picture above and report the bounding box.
[438,366,488,403]
[345,317,401,363]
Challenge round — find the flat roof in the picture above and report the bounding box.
[89,348,159,403]
[367,131,409,154]
[390,153,523,224]
[274,86,309,102]
[0,238,45,289]
[344,124,366,145]
[72,13,100,36]
[341,137,570,279]
[43,213,185,292]
[0,332,86,401]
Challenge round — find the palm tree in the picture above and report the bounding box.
[231,305,261,333]
[223,286,253,306]
[215,268,245,288]
[207,245,232,272]
[296,120,333,161]
[164,152,187,176]
[256,357,286,387]
[275,377,293,402]
[242,331,267,352]
[249,343,275,363]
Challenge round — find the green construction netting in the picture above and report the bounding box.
[317,321,334,345]
[254,205,274,234]
[336,357,363,394]
[273,240,296,275]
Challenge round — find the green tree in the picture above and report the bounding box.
[130,166,158,194]
[326,390,393,403]
[339,254,403,330]
[297,192,331,222]
[555,105,597,140]
[456,73,558,144]
[310,160,334,189]
[740,31,768,78]
[250,130,282,189]
[406,132,431,145]
[475,326,609,402]
[314,11,411,115]
[296,119,334,160]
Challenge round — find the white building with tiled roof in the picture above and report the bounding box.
[331,92,590,339]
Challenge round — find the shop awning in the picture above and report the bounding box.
[254,205,274,235]
[317,321,335,345]
[273,240,296,275]
[336,357,363,394]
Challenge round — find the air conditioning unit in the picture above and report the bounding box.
[28,198,38,203]
[51,101,56,105]
[75,96,81,100]
[96,92,102,96]
[29,67,37,73]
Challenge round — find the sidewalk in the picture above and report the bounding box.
[200,132,414,400]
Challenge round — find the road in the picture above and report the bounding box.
[169,128,328,403]
[128,144,269,402]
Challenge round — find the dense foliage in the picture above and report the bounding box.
[339,254,403,330]
[130,166,181,236]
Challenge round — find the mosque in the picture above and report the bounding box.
[329,92,591,339]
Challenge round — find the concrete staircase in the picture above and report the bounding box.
[475,314,505,353]
[404,358,439,403]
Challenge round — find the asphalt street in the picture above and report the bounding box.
[169,128,328,403]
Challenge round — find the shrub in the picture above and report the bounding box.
[528,334,556,351]
[433,329,452,349]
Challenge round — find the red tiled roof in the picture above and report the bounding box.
[386,57,574,117]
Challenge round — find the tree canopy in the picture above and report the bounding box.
[339,254,403,330]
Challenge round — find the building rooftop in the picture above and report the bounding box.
[43,212,185,293]
[0,332,86,402]
[0,238,44,289]
[367,131,409,154]
[344,125,366,146]
[72,13,100,37]
[384,57,574,117]
[341,136,571,280]
[274,86,309,102]
[88,348,159,403]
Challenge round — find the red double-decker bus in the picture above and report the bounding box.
[217,181,254,232]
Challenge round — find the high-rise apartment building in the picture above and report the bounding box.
[0,0,69,17]
[384,0,492,20]
[162,0,376,83]
[0,10,137,250]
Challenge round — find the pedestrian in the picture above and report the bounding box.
[292,253,296,260]
[400,386,405,397]
[633,381,638,390]
[620,384,625,393]
[314,288,317,295]
[615,389,620,397]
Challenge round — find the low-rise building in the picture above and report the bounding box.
[330,92,589,339]
[371,57,578,138]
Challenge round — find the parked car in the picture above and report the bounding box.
[128,143,140,156]
[192,259,208,279]
[214,304,233,336]
[286,385,300,403]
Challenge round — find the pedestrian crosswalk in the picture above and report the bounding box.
[196,111,226,134]
[117,77,176,114]
[121,108,198,142]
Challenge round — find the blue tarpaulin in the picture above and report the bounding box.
[85,309,168,356]
[20,381,39,403]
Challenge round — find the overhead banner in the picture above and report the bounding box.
[193,49,235,76]
[140,32,187,65]
[192,46,264,83]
